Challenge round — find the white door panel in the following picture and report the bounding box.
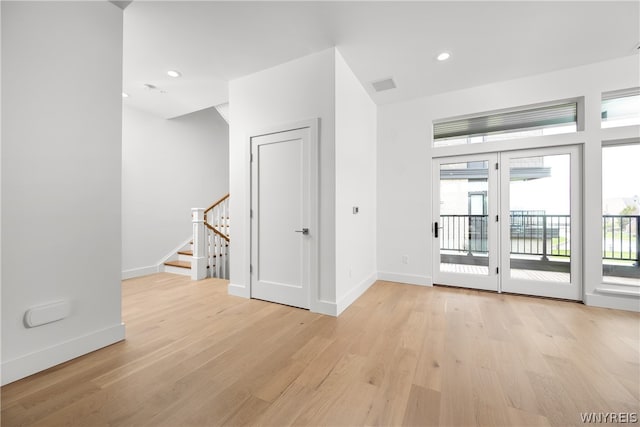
[251,128,310,309]
[499,146,582,300]
[432,153,499,291]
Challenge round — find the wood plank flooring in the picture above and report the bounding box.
[2,273,639,426]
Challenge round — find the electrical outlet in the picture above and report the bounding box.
[401,255,409,264]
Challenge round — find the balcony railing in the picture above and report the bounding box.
[439,213,639,266]
[602,215,640,262]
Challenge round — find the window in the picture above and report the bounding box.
[433,101,579,147]
[602,143,640,286]
[601,88,640,129]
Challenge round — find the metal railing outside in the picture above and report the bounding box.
[602,215,640,262]
[439,213,639,265]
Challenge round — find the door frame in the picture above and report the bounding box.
[246,118,320,310]
[432,153,500,291]
[432,145,583,300]
[499,145,583,300]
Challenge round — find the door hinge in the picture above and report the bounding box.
[495,162,499,170]
[250,153,254,162]
[496,267,499,274]
[250,209,253,218]
[496,215,499,222]
[250,264,253,273]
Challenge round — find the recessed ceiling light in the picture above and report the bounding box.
[122,92,129,98]
[437,52,451,61]
[167,70,182,78]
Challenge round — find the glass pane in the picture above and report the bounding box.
[439,161,489,275]
[602,144,640,286]
[434,125,577,147]
[509,155,571,282]
[433,102,578,147]
[602,94,640,129]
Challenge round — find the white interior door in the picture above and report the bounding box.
[432,153,499,291]
[500,146,582,300]
[250,128,311,309]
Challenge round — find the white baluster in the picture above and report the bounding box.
[222,239,227,279]
[207,229,216,277]
[216,236,224,277]
[191,208,207,280]
[214,231,218,277]
[226,198,230,236]
[226,238,229,279]
[220,236,224,278]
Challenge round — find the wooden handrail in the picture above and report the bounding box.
[205,222,230,242]
[205,193,230,214]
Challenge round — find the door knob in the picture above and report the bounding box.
[294,228,309,235]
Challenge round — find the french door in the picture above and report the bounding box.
[432,153,500,291]
[432,146,582,300]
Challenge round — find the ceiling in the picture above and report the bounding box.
[123,1,640,119]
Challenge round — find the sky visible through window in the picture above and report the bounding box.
[602,144,640,215]
[510,155,570,214]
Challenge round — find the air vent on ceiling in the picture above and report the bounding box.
[372,78,396,92]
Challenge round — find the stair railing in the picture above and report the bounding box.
[204,193,230,238]
[192,194,230,280]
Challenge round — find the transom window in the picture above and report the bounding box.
[602,87,640,129]
[433,100,579,147]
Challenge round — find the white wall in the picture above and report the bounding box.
[378,55,640,310]
[1,2,124,384]
[334,50,377,314]
[228,49,337,312]
[377,98,432,286]
[122,106,229,278]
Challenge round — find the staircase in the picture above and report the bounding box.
[163,246,197,274]
[163,194,230,279]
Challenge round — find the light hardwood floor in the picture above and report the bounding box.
[2,273,639,426]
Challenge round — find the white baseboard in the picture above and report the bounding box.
[312,299,337,317]
[336,272,377,316]
[585,292,640,312]
[377,272,432,287]
[121,265,159,280]
[1,323,125,386]
[158,236,192,265]
[122,237,192,281]
[228,283,249,298]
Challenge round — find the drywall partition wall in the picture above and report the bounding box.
[1,2,124,384]
[377,55,640,311]
[229,48,337,314]
[122,106,229,278]
[377,97,432,287]
[334,50,378,314]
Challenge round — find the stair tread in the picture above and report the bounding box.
[178,250,193,256]
[164,260,191,269]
